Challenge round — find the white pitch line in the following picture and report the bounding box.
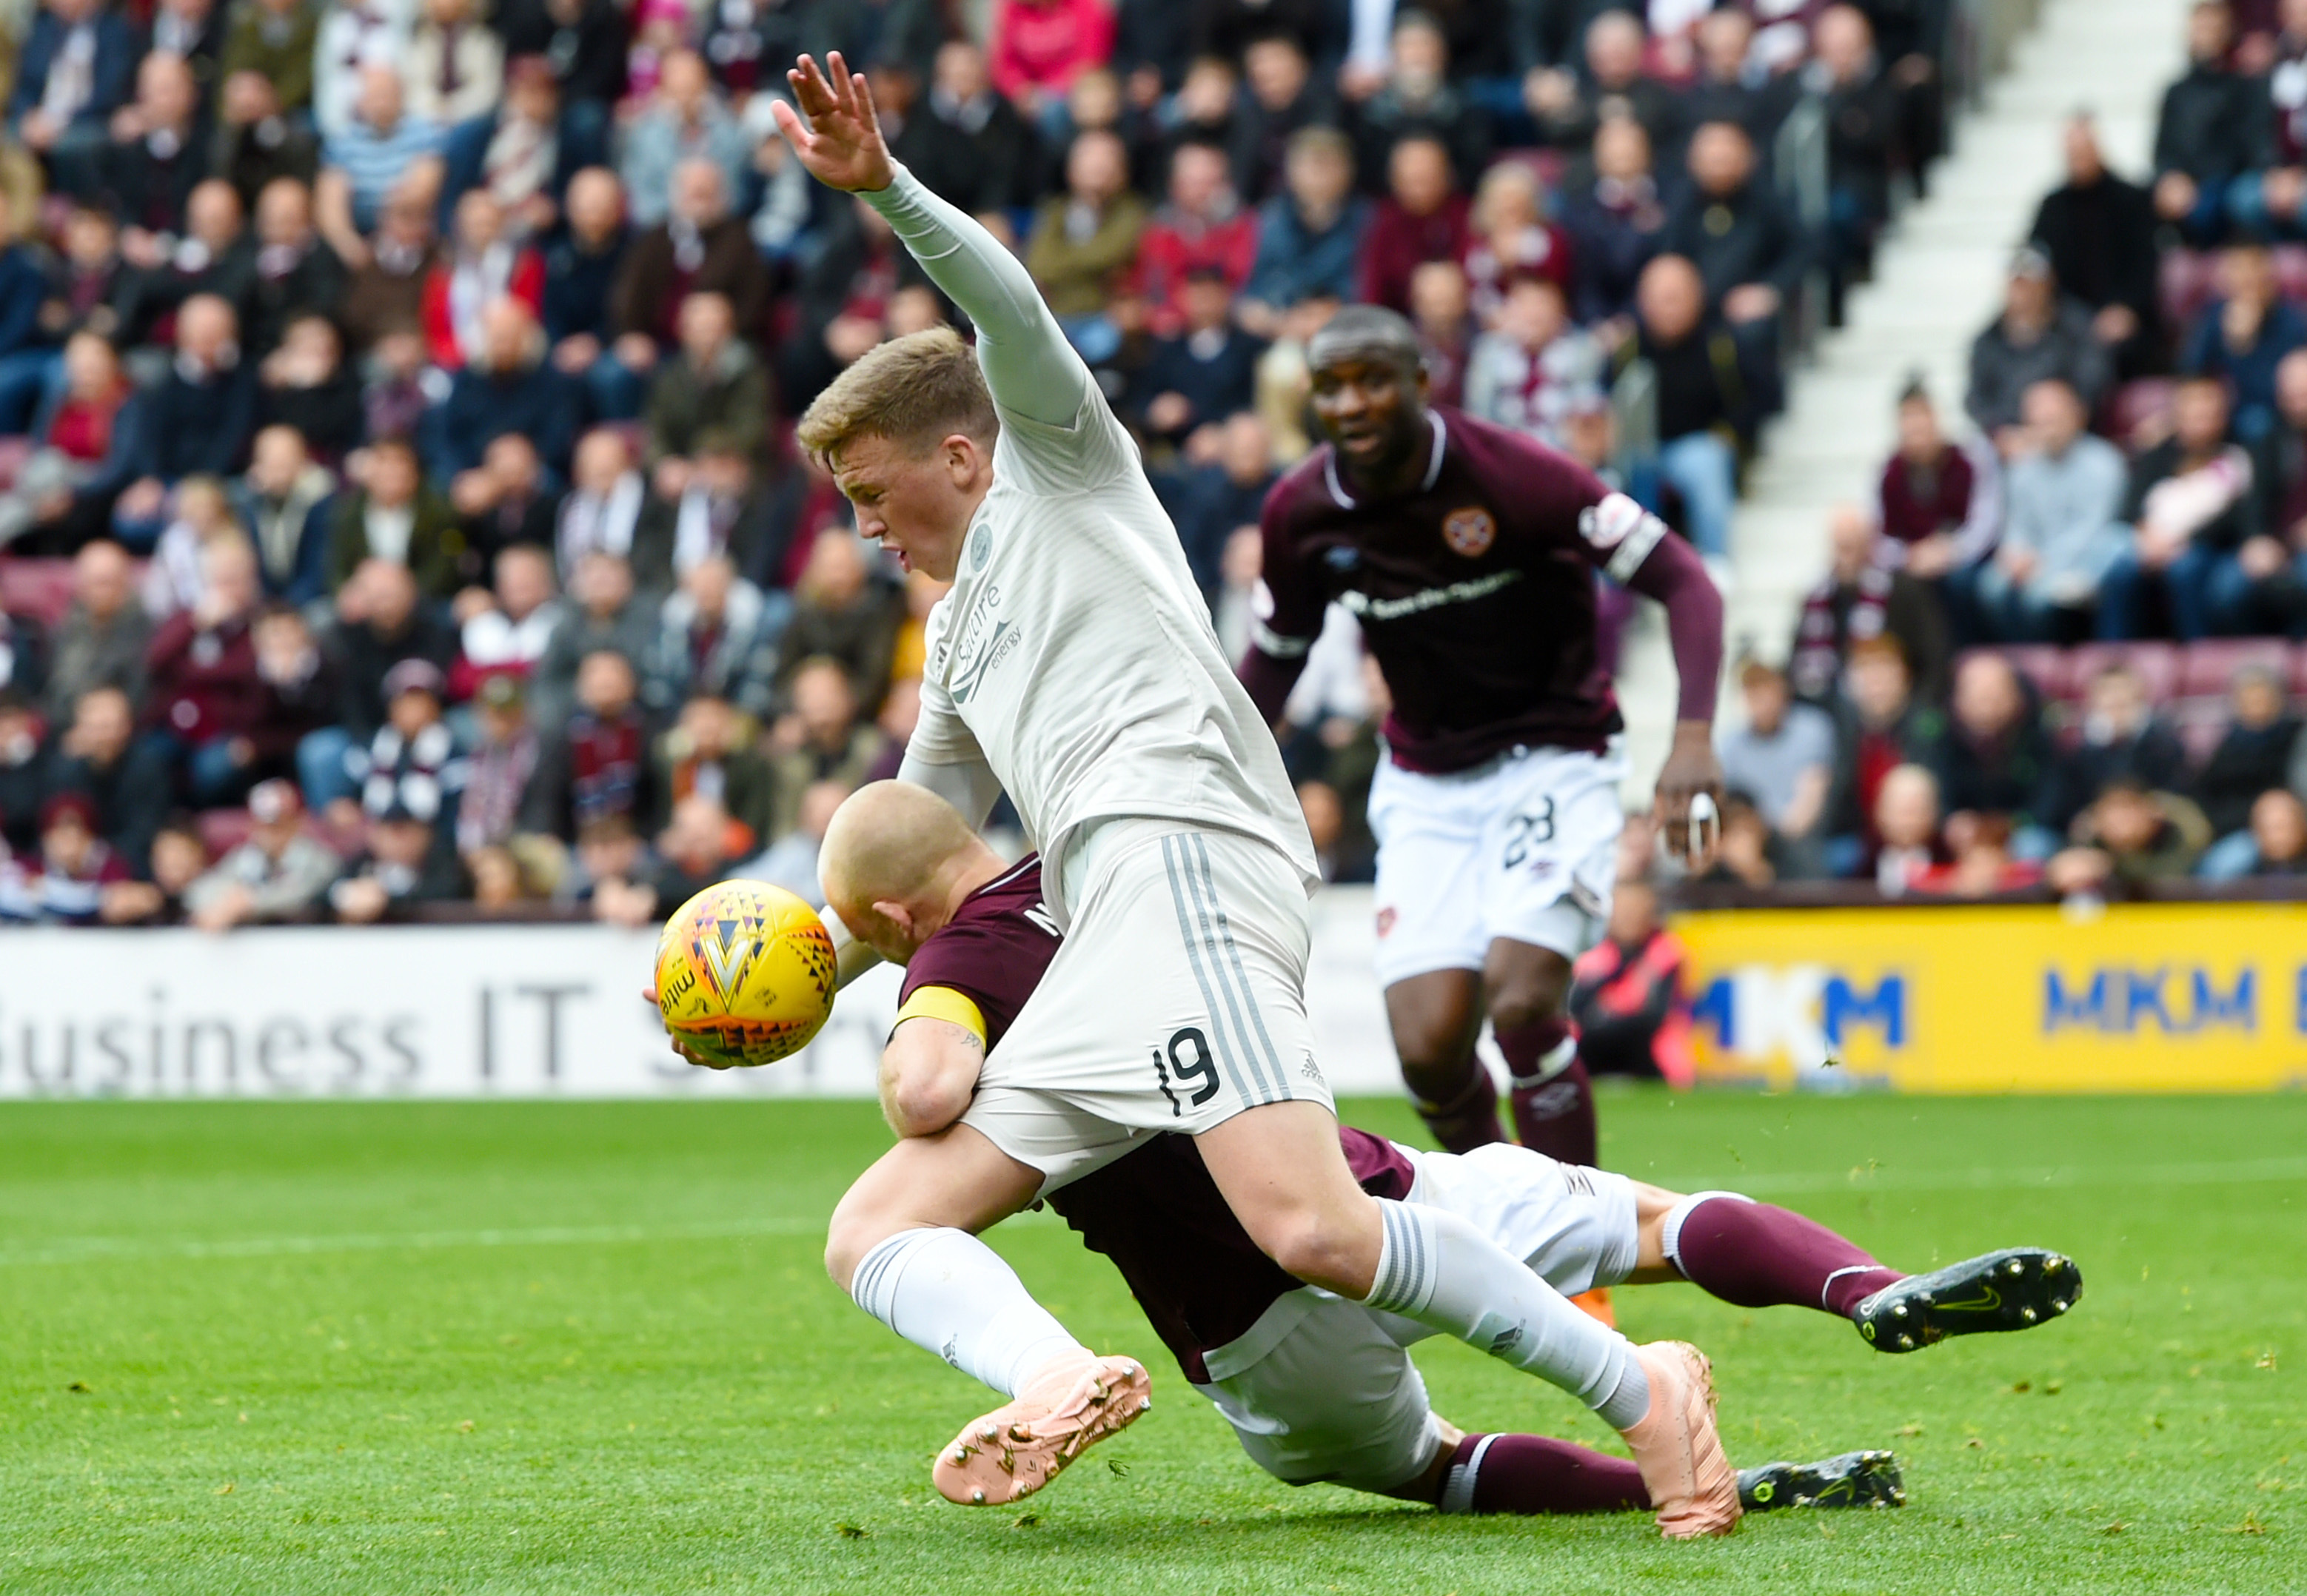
[1,1156,2300,1269]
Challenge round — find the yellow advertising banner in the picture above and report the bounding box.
[1673,902,2307,1093]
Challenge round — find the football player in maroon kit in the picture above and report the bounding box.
[1240,306,1730,1249]
[808,782,2080,1520]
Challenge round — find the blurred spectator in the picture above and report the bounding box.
[1028,129,1151,353]
[2195,665,2300,834]
[989,0,1116,124]
[1529,10,1684,158]
[97,813,210,923]
[311,557,460,802]
[1932,651,2062,856]
[427,298,579,483]
[2199,787,2307,878]
[543,167,643,419]
[2152,0,2265,242]
[0,332,133,554]
[914,38,1042,215]
[2064,663,2189,825]
[250,602,338,786]
[235,425,335,606]
[1239,126,1366,329]
[218,0,320,124]
[566,810,651,915]
[2253,346,2307,548]
[743,776,847,904]
[555,429,646,582]
[1461,161,1572,326]
[1975,378,2127,641]
[1230,33,1334,205]
[618,50,749,229]
[1926,812,2043,898]
[316,65,447,261]
[1564,115,1668,329]
[327,436,463,599]
[1787,505,1950,706]
[775,532,902,710]
[1718,658,1836,871]
[111,178,251,352]
[1132,266,1263,443]
[453,543,562,697]
[645,292,771,490]
[141,534,268,805]
[144,475,247,620]
[456,672,539,854]
[1464,275,1604,449]
[359,326,430,443]
[405,0,504,129]
[182,777,341,931]
[8,0,142,167]
[256,312,363,459]
[1824,634,1943,859]
[523,647,660,839]
[110,294,260,547]
[314,0,414,139]
[1867,762,1947,895]
[1407,258,1474,407]
[1629,253,1752,565]
[1159,410,1276,601]
[2029,114,2160,380]
[1567,868,1694,1085]
[45,683,170,871]
[496,0,629,113]
[1211,522,1263,661]
[1662,120,1807,346]
[346,657,463,828]
[532,549,650,726]
[1876,380,2000,597]
[632,790,747,911]
[41,539,150,724]
[49,204,127,347]
[1701,792,1780,887]
[27,790,133,922]
[609,158,769,349]
[339,198,439,352]
[1684,9,1801,147]
[93,53,206,245]
[654,690,774,843]
[1353,10,1490,189]
[2100,377,2261,640]
[331,799,469,920]
[782,198,939,407]
[1134,140,1258,335]
[1359,133,1466,315]
[451,433,559,575]
[2187,247,2307,448]
[2046,777,2213,894]
[422,190,545,372]
[639,551,779,720]
[1964,247,2109,449]
[768,655,883,839]
[0,691,50,852]
[633,431,777,589]
[1809,5,1900,301]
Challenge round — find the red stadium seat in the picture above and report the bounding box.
[0,437,33,492]
[2068,640,2181,704]
[2179,638,2292,700]
[197,808,254,858]
[2274,245,2307,304]
[2158,249,2220,335]
[1972,644,2071,703]
[2291,643,2307,703]
[2103,378,2174,449]
[0,556,78,628]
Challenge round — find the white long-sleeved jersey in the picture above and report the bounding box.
[863,167,1316,914]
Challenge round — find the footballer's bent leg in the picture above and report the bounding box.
[824,1123,1040,1292]
[1385,969,1505,1153]
[1483,939,1598,1170]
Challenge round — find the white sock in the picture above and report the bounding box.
[848,1227,1088,1398]
[1364,1198,1651,1430]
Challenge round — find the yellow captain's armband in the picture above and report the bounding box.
[892,985,988,1046]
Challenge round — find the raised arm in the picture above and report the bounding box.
[771,53,1088,429]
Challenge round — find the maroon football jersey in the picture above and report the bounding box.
[897,856,1061,1049]
[898,859,1417,1383]
[1256,406,1669,774]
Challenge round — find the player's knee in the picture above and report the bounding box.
[1252,1205,1377,1297]
[1483,953,1572,1036]
[823,1199,891,1295]
[1391,1011,1472,1080]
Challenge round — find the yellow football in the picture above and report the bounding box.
[654,880,839,1067]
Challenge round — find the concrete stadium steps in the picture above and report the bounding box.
[1613,0,2188,794]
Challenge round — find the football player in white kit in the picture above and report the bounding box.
[756,55,1741,1536]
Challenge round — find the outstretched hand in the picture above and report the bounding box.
[1653,722,1725,871]
[771,53,895,194]
[640,984,734,1070]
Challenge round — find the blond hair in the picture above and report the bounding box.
[796,326,998,466]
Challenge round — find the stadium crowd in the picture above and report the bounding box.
[0,0,2291,935]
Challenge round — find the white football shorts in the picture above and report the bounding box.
[1193,1141,1640,1492]
[960,819,1333,1194]
[1366,742,1627,987]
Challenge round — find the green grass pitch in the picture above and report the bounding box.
[2,1091,2300,1595]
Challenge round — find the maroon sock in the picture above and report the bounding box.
[1499,1016,1597,1165]
[1439,1432,1650,1515]
[1410,1062,1505,1153]
[1667,1194,1906,1318]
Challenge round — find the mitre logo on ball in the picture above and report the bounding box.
[1442,506,1496,558]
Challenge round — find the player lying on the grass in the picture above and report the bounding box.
[763,51,1738,1538]
[808,782,2081,1517]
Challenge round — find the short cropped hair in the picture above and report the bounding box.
[796,326,998,466]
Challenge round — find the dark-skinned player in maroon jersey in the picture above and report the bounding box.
[794,782,2080,1521]
[1240,306,1730,1324]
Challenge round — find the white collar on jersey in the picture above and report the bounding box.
[1324,411,1448,510]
